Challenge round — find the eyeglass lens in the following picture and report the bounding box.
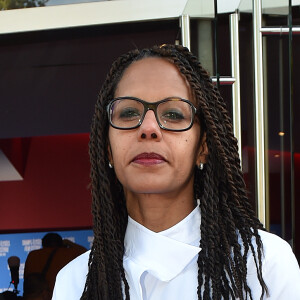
[110,98,193,130]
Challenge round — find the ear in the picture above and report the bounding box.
[196,133,208,166]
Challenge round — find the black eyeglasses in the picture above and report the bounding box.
[107,96,197,132]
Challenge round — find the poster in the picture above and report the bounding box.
[0,229,93,296]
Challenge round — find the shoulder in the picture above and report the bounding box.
[57,249,90,276]
[52,250,90,300]
[257,230,297,268]
[25,248,51,272]
[259,229,290,245]
[26,248,50,258]
[246,230,293,273]
[247,230,300,299]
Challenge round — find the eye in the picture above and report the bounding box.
[161,110,185,121]
[119,107,141,119]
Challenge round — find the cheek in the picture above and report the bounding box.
[108,137,126,182]
[177,130,200,155]
[108,129,120,162]
[183,135,200,166]
[167,136,199,170]
[108,130,131,166]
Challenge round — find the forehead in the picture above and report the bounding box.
[114,57,192,101]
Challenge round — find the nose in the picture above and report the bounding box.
[138,110,162,141]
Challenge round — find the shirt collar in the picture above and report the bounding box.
[124,205,201,282]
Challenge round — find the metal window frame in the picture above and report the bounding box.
[253,0,267,227]
[180,12,242,163]
[180,12,242,165]
[230,12,242,165]
[253,0,297,231]
[0,0,188,34]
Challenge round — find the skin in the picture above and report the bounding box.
[108,57,208,232]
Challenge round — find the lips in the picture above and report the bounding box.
[132,152,166,166]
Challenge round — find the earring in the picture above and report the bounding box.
[108,162,113,169]
[198,162,204,170]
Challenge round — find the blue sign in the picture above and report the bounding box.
[0,229,93,296]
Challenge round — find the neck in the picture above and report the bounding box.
[125,190,195,232]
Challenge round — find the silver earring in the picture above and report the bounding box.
[198,162,204,170]
[108,162,113,169]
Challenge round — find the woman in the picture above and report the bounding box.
[52,44,300,300]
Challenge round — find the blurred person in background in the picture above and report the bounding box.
[24,233,86,298]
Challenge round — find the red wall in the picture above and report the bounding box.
[1,136,299,261]
[0,134,92,231]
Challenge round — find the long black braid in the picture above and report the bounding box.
[81,44,267,300]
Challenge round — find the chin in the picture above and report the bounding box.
[125,181,174,195]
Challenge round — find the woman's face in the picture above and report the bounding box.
[108,57,206,200]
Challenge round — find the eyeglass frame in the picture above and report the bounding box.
[106,96,197,132]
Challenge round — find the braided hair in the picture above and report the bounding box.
[82,44,267,300]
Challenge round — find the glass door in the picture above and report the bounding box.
[185,0,300,262]
[238,0,300,261]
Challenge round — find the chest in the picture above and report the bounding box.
[124,255,199,300]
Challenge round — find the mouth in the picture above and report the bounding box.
[132,152,167,166]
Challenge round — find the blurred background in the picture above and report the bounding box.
[0,0,299,297]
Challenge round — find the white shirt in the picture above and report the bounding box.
[52,206,300,299]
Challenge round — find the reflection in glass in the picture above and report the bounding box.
[0,0,48,10]
[0,0,106,10]
[0,0,109,11]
